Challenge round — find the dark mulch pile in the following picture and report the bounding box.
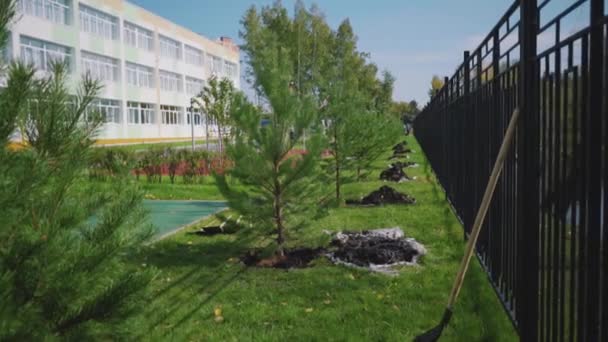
[346,186,416,206]
[330,232,422,267]
[388,151,412,160]
[241,248,324,269]
[189,226,237,236]
[391,161,417,169]
[390,142,413,159]
[392,141,408,153]
[379,163,411,182]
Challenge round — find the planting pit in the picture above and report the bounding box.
[392,161,418,169]
[327,228,426,274]
[392,141,408,153]
[240,228,425,274]
[241,248,324,269]
[346,185,416,206]
[190,226,237,236]
[380,163,411,183]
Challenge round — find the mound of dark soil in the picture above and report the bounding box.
[346,186,416,206]
[331,235,420,266]
[391,161,417,168]
[326,228,426,272]
[379,164,410,182]
[241,248,324,269]
[189,226,237,236]
[392,141,408,153]
[388,151,412,160]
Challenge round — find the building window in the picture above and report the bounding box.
[224,61,237,79]
[185,45,204,66]
[159,70,183,92]
[19,0,70,25]
[186,110,202,126]
[126,62,154,88]
[127,102,155,124]
[79,5,119,40]
[185,76,205,96]
[124,21,154,51]
[81,51,119,82]
[208,54,222,74]
[159,35,181,60]
[86,98,121,123]
[161,105,183,125]
[20,36,71,71]
[1,31,11,62]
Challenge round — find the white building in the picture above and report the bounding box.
[4,0,240,145]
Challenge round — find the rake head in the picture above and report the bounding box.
[413,308,453,342]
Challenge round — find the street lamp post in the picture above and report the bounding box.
[190,97,195,152]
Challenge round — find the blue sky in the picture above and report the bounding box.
[130,0,514,105]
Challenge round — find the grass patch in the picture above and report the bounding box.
[137,176,244,201]
[125,136,517,341]
[97,139,218,153]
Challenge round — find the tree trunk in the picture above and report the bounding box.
[274,177,285,257]
[205,117,210,171]
[335,157,341,202]
[205,116,209,151]
[334,126,340,201]
[218,124,223,169]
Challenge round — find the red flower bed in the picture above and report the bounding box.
[133,157,232,176]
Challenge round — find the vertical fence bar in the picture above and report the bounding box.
[444,76,450,201]
[585,0,604,340]
[603,11,608,342]
[491,29,501,284]
[518,0,540,340]
[463,51,471,241]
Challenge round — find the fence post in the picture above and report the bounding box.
[445,76,450,201]
[463,51,470,240]
[517,0,540,340]
[584,0,604,340]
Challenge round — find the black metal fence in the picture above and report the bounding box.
[414,0,607,340]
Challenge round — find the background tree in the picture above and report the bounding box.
[240,0,333,106]
[0,2,152,338]
[320,19,367,202]
[389,100,420,134]
[408,100,420,116]
[196,76,234,167]
[428,75,445,99]
[390,101,412,120]
[347,111,403,180]
[373,70,396,116]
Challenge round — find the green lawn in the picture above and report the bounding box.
[126,135,517,341]
[138,176,240,201]
[97,138,218,153]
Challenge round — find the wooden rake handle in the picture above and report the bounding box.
[447,108,520,309]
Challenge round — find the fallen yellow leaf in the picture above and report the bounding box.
[305,307,314,313]
[214,307,222,317]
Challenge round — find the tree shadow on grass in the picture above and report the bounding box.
[450,260,516,341]
[131,229,266,339]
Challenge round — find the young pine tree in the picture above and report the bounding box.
[321,19,368,202]
[216,46,323,257]
[0,3,153,336]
